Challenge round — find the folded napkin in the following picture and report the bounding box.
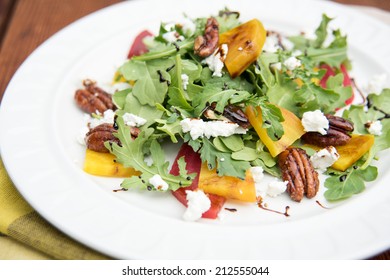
[0,157,110,260]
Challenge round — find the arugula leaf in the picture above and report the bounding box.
[219,135,244,151]
[131,39,193,61]
[216,8,241,33]
[293,80,340,115]
[325,73,352,109]
[106,117,194,191]
[313,14,332,48]
[198,138,251,179]
[120,58,174,106]
[254,53,278,89]
[192,85,251,116]
[249,101,285,141]
[155,116,183,143]
[115,89,163,127]
[266,70,300,115]
[288,14,348,67]
[231,147,259,161]
[343,89,390,168]
[167,54,193,110]
[304,47,348,68]
[112,88,131,109]
[324,165,377,201]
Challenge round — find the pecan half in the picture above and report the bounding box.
[85,123,140,153]
[223,104,251,129]
[301,114,354,147]
[85,123,120,153]
[203,102,251,129]
[194,17,219,57]
[74,79,116,114]
[278,147,320,202]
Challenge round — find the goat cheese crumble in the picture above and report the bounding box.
[180,118,246,140]
[250,166,265,196]
[162,31,184,43]
[365,120,382,136]
[183,190,211,221]
[262,34,280,53]
[178,17,196,36]
[88,109,116,128]
[301,110,329,135]
[202,44,228,77]
[149,174,169,191]
[310,146,340,172]
[267,180,288,197]
[283,56,302,70]
[122,113,147,127]
[250,167,286,198]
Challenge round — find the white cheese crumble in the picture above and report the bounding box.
[365,120,382,136]
[88,109,116,129]
[202,44,228,77]
[183,190,211,221]
[365,73,388,95]
[180,118,246,140]
[178,18,196,36]
[181,73,189,90]
[267,180,288,197]
[149,174,169,191]
[250,166,266,197]
[310,146,340,172]
[162,31,184,43]
[122,113,147,127]
[281,37,294,51]
[301,110,329,135]
[262,34,280,53]
[270,62,282,71]
[250,167,287,198]
[164,22,175,31]
[283,56,302,71]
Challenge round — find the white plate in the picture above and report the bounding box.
[1,0,389,259]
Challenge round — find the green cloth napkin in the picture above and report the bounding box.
[0,157,110,260]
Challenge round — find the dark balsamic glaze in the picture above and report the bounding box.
[113,188,127,192]
[224,207,237,212]
[257,202,290,217]
[316,200,330,209]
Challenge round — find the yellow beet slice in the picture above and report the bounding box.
[246,105,305,157]
[83,149,140,177]
[220,19,266,78]
[198,163,256,202]
[332,134,375,171]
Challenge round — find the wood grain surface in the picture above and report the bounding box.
[0,0,388,260]
[334,0,390,11]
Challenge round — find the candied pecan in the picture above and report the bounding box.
[194,17,219,57]
[278,147,320,202]
[85,123,140,153]
[74,79,116,114]
[222,104,250,129]
[203,102,250,129]
[301,114,354,147]
[85,123,120,153]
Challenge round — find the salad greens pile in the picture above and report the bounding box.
[106,10,389,202]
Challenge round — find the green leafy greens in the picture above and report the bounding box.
[99,9,389,205]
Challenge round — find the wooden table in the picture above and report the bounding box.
[0,0,389,260]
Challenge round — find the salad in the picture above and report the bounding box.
[75,9,389,222]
